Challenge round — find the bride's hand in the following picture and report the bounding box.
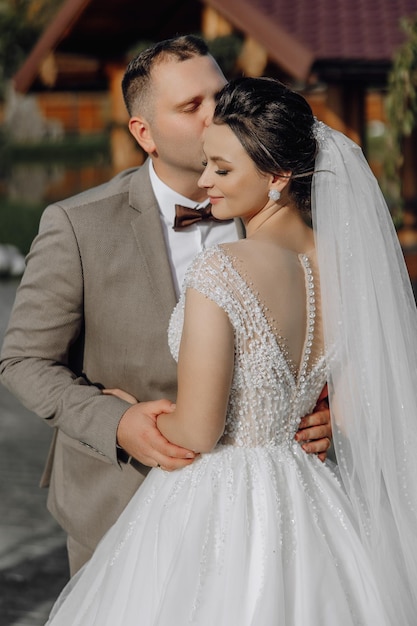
[102,388,138,404]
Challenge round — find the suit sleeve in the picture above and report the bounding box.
[0,204,129,464]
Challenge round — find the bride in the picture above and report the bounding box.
[46,77,417,624]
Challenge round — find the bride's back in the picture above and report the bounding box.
[191,241,328,448]
[221,240,324,378]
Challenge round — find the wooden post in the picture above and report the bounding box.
[324,83,365,146]
[237,36,268,77]
[201,6,233,38]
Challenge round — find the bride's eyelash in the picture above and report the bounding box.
[201,160,229,176]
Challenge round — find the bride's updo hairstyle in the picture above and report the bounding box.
[213,77,317,214]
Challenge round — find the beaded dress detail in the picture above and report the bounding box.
[168,246,326,450]
[46,245,389,626]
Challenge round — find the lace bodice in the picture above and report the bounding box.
[168,245,327,448]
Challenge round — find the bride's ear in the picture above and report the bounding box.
[270,172,291,196]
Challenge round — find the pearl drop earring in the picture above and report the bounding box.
[268,189,281,202]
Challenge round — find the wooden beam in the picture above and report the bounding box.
[203,0,313,80]
[13,0,92,93]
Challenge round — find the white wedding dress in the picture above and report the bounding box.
[46,245,390,625]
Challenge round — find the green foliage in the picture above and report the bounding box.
[7,132,111,163]
[0,196,44,254]
[0,132,111,253]
[0,124,11,175]
[207,34,243,78]
[0,1,38,96]
[384,14,417,210]
[0,0,64,99]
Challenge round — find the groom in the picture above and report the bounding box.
[0,35,331,575]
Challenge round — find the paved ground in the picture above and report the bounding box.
[0,279,69,626]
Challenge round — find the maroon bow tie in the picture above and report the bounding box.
[173,204,221,230]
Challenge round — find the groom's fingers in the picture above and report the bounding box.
[300,435,331,454]
[295,403,332,460]
[296,421,331,444]
[117,402,196,471]
[296,404,332,439]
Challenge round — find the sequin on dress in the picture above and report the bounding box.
[46,245,390,626]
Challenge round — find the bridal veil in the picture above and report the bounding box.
[312,122,417,622]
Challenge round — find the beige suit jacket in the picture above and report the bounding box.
[0,165,184,549]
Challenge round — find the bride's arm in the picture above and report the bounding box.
[157,288,234,453]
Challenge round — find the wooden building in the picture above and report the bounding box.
[11,0,417,191]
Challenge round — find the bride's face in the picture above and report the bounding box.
[198,123,271,222]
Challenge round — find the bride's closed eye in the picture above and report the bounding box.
[201,160,229,176]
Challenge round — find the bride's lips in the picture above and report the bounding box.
[208,196,223,205]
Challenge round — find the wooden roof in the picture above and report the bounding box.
[227,0,417,83]
[13,0,203,92]
[13,0,417,93]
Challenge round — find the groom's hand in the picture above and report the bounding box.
[115,398,196,471]
[295,384,332,462]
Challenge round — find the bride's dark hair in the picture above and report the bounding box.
[213,77,317,214]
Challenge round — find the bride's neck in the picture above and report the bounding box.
[245,204,314,254]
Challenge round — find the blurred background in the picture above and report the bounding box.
[0,0,417,623]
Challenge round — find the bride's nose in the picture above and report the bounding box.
[198,167,212,190]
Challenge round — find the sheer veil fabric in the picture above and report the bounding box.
[312,122,417,622]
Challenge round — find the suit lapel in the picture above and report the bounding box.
[129,166,177,311]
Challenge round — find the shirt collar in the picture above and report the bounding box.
[148,160,210,225]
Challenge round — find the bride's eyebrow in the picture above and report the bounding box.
[210,156,232,164]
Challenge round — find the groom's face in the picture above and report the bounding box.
[143,55,226,186]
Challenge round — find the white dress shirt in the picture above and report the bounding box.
[149,160,240,296]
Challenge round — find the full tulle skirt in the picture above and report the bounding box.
[46,443,389,625]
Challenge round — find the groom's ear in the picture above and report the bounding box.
[129,116,156,155]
